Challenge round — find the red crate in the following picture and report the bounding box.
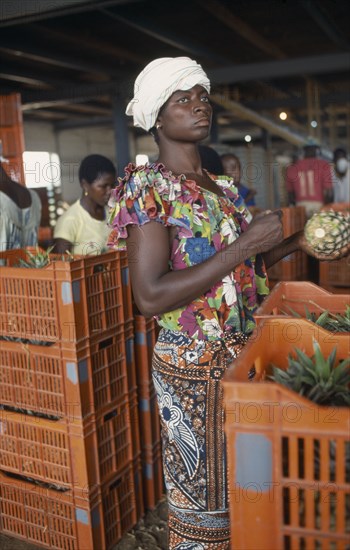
[0,249,124,344]
[101,464,137,549]
[125,319,137,392]
[0,464,136,550]
[255,281,350,336]
[319,255,350,289]
[142,441,165,511]
[0,470,100,549]
[267,206,308,282]
[119,251,134,324]
[129,389,141,461]
[134,315,161,452]
[267,250,308,282]
[132,453,145,522]
[0,399,133,491]
[0,332,128,419]
[222,318,350,550]
[134,315,158,382]
[138,379,161,451]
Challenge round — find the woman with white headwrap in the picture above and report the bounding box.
[108,57,330,548]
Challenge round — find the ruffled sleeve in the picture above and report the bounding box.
[107,163,194,249]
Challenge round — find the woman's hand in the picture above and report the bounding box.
[299,233,350,261]
[242,209,284,255]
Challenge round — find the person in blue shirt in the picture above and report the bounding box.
[221,153,257,206]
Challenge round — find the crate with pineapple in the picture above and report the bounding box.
[255,281,350,340]
[0,247,124,345]
[222,318,350,550]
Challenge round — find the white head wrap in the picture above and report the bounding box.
[126,57,211,131]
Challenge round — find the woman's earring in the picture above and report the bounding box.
[84,191,88,196]
[156,123,162,130]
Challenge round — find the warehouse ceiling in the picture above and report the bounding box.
[1,0,349,146]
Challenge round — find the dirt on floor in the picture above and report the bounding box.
[0,498,168,550]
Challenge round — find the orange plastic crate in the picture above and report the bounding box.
[319,256,350,289]
[267,206,308,282]
[119,251,134,324]
[267,250,308,282]
[129,389,141,461]
[0,470,99,549]
[134,315,158,383]
[0,399,133,490]
[222,318,350,550]
[132,453,144,521]
[0,464,136,550]
[142,441,165,511]
[100,463,137,549]
[138,378,161,451]
[125,318,137,393]
[0,249,124,344]
[255,281,350,331]
[0,332,128,419]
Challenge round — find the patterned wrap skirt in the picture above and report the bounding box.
[152,328,248,550]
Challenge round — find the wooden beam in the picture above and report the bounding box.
[210,94,307,146]
[198,0,286,60]
[31,24,144,64]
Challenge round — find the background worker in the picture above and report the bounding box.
[54,153,116,255]
[286,139,333,218]
[0,155,41,251]
[332,147,349,203]
[221,152,257,206]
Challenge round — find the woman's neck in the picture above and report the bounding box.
[80,196,105,220]
[157,143,202,176]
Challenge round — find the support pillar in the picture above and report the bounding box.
[112,96,130,177]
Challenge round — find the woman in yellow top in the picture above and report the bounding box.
[53,154,116,255]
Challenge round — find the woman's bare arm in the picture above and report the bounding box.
[127,210,283,317]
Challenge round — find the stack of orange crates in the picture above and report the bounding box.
[119,251,144,520]
[267,206,308,283]
[0,250,136,549]
[254,280,350,324]
[0,93,25,184]
[222,318,350,550]
[133,314,164,510]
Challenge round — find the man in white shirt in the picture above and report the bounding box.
[332,147,350,203]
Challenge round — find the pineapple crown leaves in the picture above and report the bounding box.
[17,246,54,268]
[16,246,74,268]
[281,302,350,333]
[269,339,350,407]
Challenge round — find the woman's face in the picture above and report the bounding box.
[84,172,115,206]
[157,84,212,142]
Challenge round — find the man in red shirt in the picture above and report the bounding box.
[286,140,333,218]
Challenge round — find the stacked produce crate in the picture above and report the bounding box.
[134,315,164,510]
[0,250,136,549]
[267,206,308,284]
[119,251,164,512]
[223,284,350,550]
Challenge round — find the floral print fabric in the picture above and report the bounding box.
[108,162,269,340]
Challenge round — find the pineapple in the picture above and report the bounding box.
[269,340,350,407]
[16,246,54,268]
[283,303,350,333]
[15,246,73,268]
[304,210,349,255]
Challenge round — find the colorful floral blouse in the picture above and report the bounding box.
[108,163,269,341]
